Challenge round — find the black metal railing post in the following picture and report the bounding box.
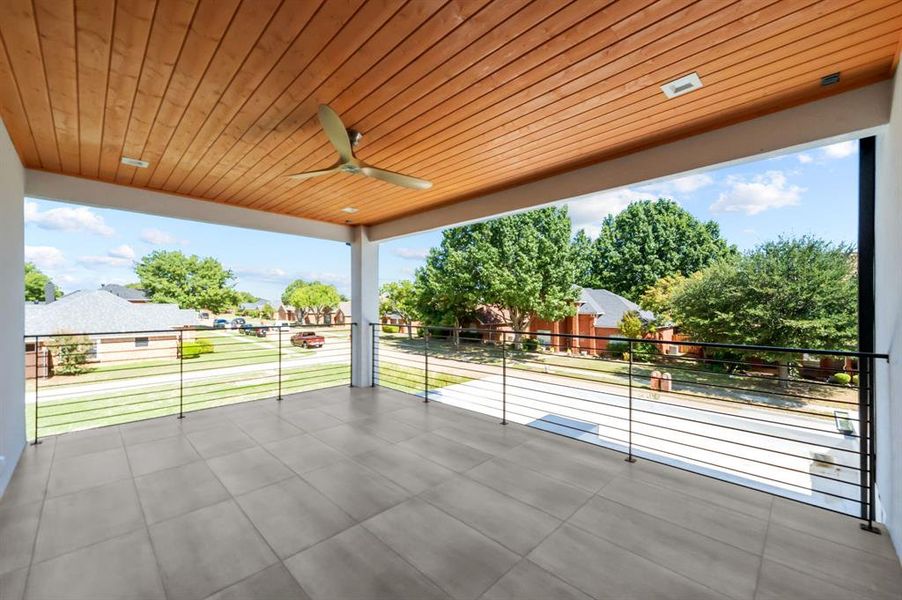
[32,336,41,445]
[277,326,283,400]
[626,339,635,463]
[370,323,376,388]
[178,330,184,419]
[424,330,429,403]
[860,355,880,533]
[500,337,507,425]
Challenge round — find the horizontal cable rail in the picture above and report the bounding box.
[372,323,884,526]
[26,324,354,439]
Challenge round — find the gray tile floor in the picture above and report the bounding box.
[1,387,899,600]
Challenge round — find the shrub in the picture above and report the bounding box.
[829,372,852,385]
[606,340,630,359]
[381,324,400,334]
[196,337,214,355]
[632,342,658,362]
[49,334,93,375]
[521,338,539,352]
[181,340,203,359]
[851,374,859,386]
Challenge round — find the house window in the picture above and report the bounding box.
[536,330,552,346]
[135,337,149,348]
[86,341,99,360]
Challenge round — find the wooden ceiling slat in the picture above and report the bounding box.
[153,0,322,191]
[226,0,609,207]
[169,0,366,195]
[206,0,503,202]
[138,0,281,189]
[187,0,422,200]
[0,0,899,225]
[96,0,155,180]
[0,0,62,171]
[124,0,241,187]
[305,0,894,220]
[279,0,874,219]
[262,0,772,215]
[75,0,115,177]
[114,0,198,184]
[201,0,452,201]
[34,0,80,174]
[0,29,40,166]
[343,42,897,223]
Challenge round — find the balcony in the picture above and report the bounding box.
[2,384,900,600]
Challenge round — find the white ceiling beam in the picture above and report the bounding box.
[369,80,893,241]
[24,170,354,244]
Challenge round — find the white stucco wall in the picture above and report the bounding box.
[875,68,902,558]
[0,118,25,495]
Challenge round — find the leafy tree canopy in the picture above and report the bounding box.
[234,290,259,305]
[638,273,687,324]
[25,262,61,302]
[588,199,735,301]
[134,250,238,313]
[571,229,595,288]
[288,282,341,324]
[670,236,858,354]
[281,279,311,306]
[380,280,420,338]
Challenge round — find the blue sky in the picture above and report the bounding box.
[25,140,858,301]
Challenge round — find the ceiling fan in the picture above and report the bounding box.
[286,104,432,190]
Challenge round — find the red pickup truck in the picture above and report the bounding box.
[291,331,325,348]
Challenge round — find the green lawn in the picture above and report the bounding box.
[376,362,473,395]
[28,362,349,440]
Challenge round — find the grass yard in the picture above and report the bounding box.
[376,362,474,395]
[28,361,350,440]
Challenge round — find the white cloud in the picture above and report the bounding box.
[234,267,291,284]
[797,153,813,164]
[25,245,66,269]
[140,228,184,245]
[392,247,429,260]
[565,188,658,237]
[638,173,714,195]
[24,201,114,237]
[709,171,803,215]
[822,141,857,159]
[108,244,135,259]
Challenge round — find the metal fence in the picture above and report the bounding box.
[26,324,353,440]
[372,323,886,527]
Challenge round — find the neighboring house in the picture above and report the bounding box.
[298,301,352,326]
[239,299,271,313]
[99,284,149,303]
[530,288,675,354]
[25,290,199,378]
[276,304,296,322]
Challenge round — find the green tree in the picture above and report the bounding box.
[589,199,735,301]
[289,282,341,324]
[639,273,687,324]
[25,262,61,302]
[281,279,309,306]
[480,207,578,344]
[134,250,238,313]
[414,228,484,345]
[671,237,858,385]
[571,229,595,288]
[380,280,420,338]
[616,310,646,339]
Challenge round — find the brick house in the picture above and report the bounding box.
[529,288,675,354]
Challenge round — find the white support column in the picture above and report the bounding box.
[350,226,379,387]
[0,118,25,495]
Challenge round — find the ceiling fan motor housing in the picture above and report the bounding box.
[347,129,363,147]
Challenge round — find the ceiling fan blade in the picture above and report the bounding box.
[317,104,354,162]
[286,166,341,180]
[359,165,432,190]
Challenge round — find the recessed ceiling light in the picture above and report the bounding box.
[121,156,149,168]
[661,72,703,99]
[341,207,358,214]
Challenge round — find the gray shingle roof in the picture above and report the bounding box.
[26,290,198,336]
[99,284,147,301]
[577,288,656,328]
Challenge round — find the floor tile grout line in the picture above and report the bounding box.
[20,436,57,600]
[118,423,172,600]
[751,495,775,600]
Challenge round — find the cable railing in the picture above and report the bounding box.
[26,324,354,440]
[371,323,887,528]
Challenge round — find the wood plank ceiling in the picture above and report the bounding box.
[0,0,899,226]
